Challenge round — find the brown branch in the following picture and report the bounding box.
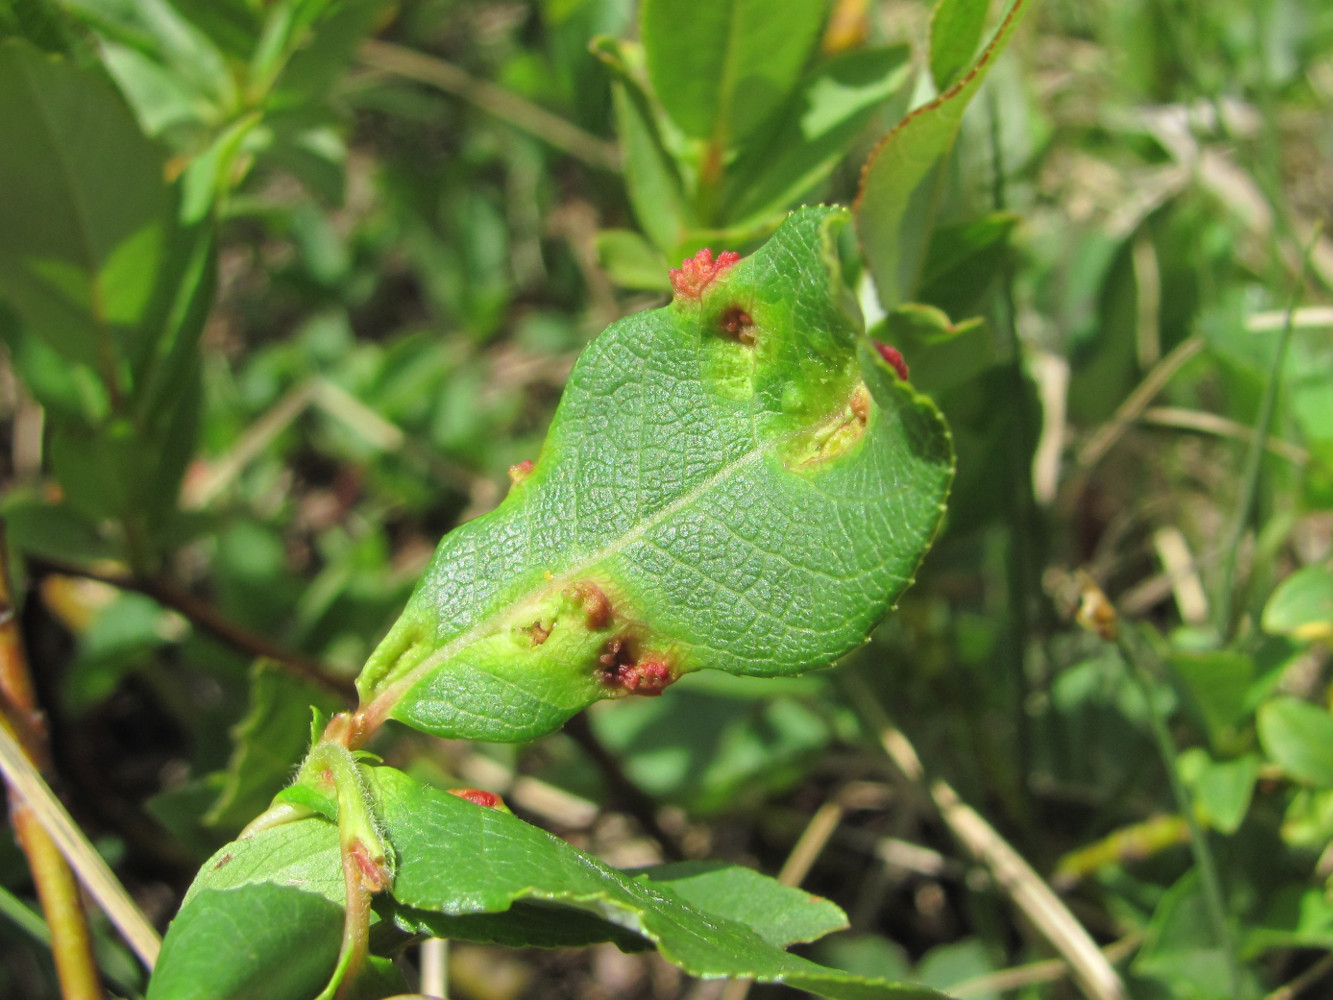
[30,557,356,703]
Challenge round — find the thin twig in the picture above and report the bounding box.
[358,40,620,171]
[1213,226,1322,638]
[30,558,356,703]
[563,712,685,861]
[844,667,1126,1000]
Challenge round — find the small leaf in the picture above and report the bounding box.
[720,45,913,230]
[204,661,346,831]
[855,0,1031,309]
[592,37,692,252]
[1167,650,1255,752]
[595,228,672,292]
[1258,697,1333,788]
[356,207,953,743]
[639,0,827,146]
[876,304,988,395]
[929,0,991,90]
[0,39,178,372]
[632,861,848,947]
[1177,748,1259,835]
[1263,565,1333,642]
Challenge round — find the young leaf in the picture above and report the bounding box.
[1262,565,1333,642]
[719,45,913,231]
[855,0,1031,309]
[592,37,693,252]
[373,766,945,1000]
[1258,698,1333,788]
[929,0,991,91]
[639,0,827,147]
[355,206,953,743]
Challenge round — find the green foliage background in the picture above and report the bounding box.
[1,0,1332,998]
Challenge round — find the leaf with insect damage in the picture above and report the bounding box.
[356,205,953,743]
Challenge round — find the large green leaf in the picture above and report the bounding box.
[855,0,1031,309]
[639,0,826,146]
[355,206,953,742]
[373,766,943,999]
[148,818,347,1000]
[152,767,944,999]
[0,39,176,373]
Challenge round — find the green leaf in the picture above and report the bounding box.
[0,39,177,373]
[356,207,953,743]
[1134,871,1258,1000]
[1263,565,1333,642]
[148,818,346,1000]
[1177,748,1259,835]
[929,0,991,91]
[639,0,827,146]
[203,661,346,831]
[596,228,672,292]
[374,766,944,999]
[855,0,1031,309]
[720,45,913,230]
[62,0,236,121]
[1258,697,1333,788]
[876,304,988,395]
[632,861,849,947]
[1167,650,1255,752]
[592,37,692,252]
[914,212,1018,320]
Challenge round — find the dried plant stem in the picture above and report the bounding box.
[0,723,161,970]
[0,525,112,996]
[844,667,1126,1000]
[950,933,1142,998]
[8,801,102,999]
[720,798,846,1000]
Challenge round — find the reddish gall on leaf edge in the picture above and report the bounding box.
[448,788,503,809]
[873,342,909,381]
[669,249,740,300]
